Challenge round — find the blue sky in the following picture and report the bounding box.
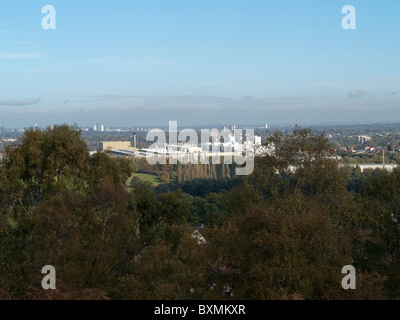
[0,0,399,127]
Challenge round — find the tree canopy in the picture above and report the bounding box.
[0,125,399,300]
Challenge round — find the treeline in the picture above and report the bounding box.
[132,157,236,183]
[1,125,400,299]
[341,153,400,165]
[155,178,242,197]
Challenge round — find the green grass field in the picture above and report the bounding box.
[126,173,162,187]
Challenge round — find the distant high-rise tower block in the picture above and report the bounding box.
[358,135,371,144]
[254,136,262,145]
[132,133,137,148]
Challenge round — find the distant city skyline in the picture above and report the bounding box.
[1,0,399,127]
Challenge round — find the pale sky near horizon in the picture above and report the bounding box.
[0,0,399,127]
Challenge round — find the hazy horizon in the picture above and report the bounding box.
[3,103,400,129]
[1,0,399,128]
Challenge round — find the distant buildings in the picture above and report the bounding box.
[100,133,139,152]
[93,124,107,132]
[101,130,264,160]
[341,163,398,172]
[91,125,150,133]
[346,145,378,154]
[358,135,371,144]
[101,141,136,152]
[1,138,17,143]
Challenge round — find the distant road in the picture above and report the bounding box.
[340,164,398,172]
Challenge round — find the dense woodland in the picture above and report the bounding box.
[0,125,400,299]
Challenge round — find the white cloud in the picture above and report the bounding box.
[0,98,41,106]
